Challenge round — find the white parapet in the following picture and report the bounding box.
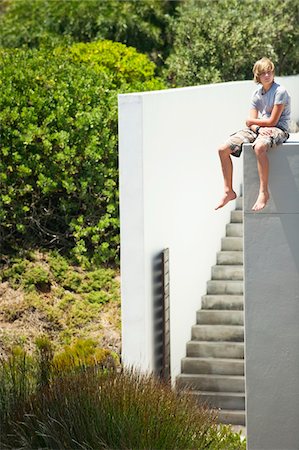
[118,75,299,381]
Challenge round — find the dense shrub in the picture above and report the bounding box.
[165,0,299,86]
[0,41,165,264]
[0,0,177,64]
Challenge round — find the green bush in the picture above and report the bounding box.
[0,0,177,65]
[0,41,165,264]
[1,258,50,292]
[52,338,118,374]
[165,0,299,86]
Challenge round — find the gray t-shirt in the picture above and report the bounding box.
[251,81,291,132]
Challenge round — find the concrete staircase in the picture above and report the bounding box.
[177,197,245,426]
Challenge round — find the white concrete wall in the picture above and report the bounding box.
[244,141,299,450]
[118,75,299,380]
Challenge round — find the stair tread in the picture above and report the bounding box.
[202,294,244,301]
[218,409,246,425]
[208,279,243,283]
[217,252,244,265]
[182,356,244,363]
[212,264,243,268]
[197,310,244,319]
[230,220,243,224]
[221,237,242,242]
[226,224,243,237]
[197,309,244,313]
[193,324,244,328]
[178,373,245,380]
[202,294,244,298]
[218,409,246,414]
[217,250,243,253]
[196,310,244,325]
[218,250,243,253]
[191,390,245,397]
[187,340,244,345]
[230,210,243,223]
[217,251,243,255]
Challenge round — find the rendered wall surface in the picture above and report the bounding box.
[118,75,299,381]
[244,142,299,450]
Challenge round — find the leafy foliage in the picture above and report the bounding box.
[52,338,118,374]
[0,41,164,264]
[165,0,299,86]
[0,0,177,64]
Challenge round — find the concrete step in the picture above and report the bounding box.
[187,341,244,359]
[211,265,243,280]
[231,210,243,223]
[226,223,243,237]
[181,357,244,375]
[201,295,244,310]
[217,251,243,265]
[177,373,245,392]
[197,310,244,326]
[207,280,243,295]
[218,409,246,426]
[191,325,244,342]
[235,197,243,210]
[191,391,245,411]
[221,237,243,251]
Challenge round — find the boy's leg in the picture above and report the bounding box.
[252,141,269,211]
[215,144,237,210]
[251,129,288,211]
[215,129,256,210]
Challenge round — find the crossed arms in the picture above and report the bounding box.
[246,104,285,135]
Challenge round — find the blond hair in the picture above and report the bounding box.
[253,57,275,84]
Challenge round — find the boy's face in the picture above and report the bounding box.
[259,69,274,86]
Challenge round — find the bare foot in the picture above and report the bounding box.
[252,191,269,211]
[215,190,237,210]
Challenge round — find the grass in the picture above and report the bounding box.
[0,344,245,449]
[0,250,121,356]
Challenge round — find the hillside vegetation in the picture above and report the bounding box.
[0,251,120,357]
[0,0,298,356]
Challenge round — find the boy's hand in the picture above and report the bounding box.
[259,127,275,136]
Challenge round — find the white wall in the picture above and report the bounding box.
[118,75,299,380]
[244,141,299,450]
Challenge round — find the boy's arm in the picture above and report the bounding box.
[246,104,284,129]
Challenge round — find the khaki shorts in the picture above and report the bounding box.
[225,127,289,158]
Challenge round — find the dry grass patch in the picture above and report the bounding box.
[0,251,121,357]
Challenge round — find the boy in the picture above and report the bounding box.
[215,57,291,211]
